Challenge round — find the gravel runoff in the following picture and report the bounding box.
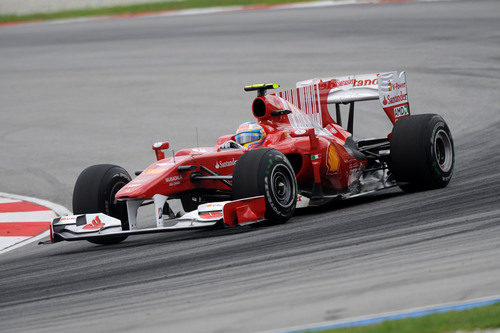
[0,0,181,15]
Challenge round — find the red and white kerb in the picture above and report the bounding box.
[0,197,57,251]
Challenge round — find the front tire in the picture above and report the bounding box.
[73,164,131,245]
[390,114,454,191]
[233,148,297,224]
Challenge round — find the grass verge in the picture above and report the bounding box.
[0,0,319,24]
[318,302,500,333]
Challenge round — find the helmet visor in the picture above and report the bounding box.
[235,132,262,145]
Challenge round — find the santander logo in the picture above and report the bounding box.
[215,158,237,169]
[318,77,379,90]
[386,92,408,104]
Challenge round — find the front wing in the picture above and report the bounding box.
[50,196,266,243]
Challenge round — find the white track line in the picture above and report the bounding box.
[0,236,29,249]
[0,198,21,204]
[0,232,56,255]
[0,210,57,222]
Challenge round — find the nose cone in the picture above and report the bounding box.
[116,157,191,200]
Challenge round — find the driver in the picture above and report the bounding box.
[234,122,266,149]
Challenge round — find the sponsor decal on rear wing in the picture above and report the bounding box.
[378,72,410,123]
[297,73,381,104]
[294,71,410,125]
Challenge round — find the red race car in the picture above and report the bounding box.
[51,71,454,244]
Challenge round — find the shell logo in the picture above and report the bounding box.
[326,145,339,174]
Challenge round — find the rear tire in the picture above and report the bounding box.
[73,164,131,245]
[390,114,454,192]
[233,148,297,224]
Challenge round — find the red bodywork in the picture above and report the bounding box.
[51,73,412,242]
[115,82,379,202]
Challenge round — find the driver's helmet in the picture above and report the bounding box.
[235,122,266,149]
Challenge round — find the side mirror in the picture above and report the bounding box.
[152,141,170,161]
[289,128,319,149]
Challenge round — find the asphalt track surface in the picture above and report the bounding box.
[0,0,499,332]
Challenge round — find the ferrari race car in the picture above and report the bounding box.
[51,71,455,245]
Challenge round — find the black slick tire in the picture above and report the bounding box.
[390,114,454,192]
[73,164,131,245]
[232,148,297,224]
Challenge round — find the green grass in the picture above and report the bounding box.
[0,0,319,23]
[317,302,500,333]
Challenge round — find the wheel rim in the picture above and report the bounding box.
[108,179,129,224]
[109,180,127,208]
[270,165,295,208]
[434,129,453,172]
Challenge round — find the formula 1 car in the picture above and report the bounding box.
[51,71,454,244]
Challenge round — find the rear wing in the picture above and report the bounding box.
[277,71,410,130]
